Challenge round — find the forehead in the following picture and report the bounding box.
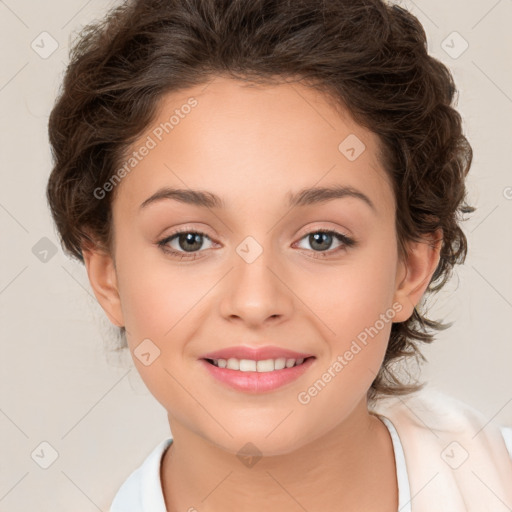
[113,76,394,217]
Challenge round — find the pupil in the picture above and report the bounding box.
[310,232,332,251]
[180,233,202,252]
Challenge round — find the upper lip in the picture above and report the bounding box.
[200,345,315,361]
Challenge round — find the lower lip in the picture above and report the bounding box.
[200,357,315,393]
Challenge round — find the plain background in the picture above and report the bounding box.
[0,0,511,510]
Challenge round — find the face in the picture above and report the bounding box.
[85,76,436,456]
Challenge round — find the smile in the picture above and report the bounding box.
[205,357,308,372]
[200,356,316,393]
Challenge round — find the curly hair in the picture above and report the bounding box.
[46,0,475,405]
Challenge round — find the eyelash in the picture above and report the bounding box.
[156,228,356,261]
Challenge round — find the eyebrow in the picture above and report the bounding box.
[139,184,376,213]
[140,187,224,210]
[288,184,376,213]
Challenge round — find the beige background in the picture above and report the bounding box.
[0,0,511,510]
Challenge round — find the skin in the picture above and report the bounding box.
[83,76,442,511]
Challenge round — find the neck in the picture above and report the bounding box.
[161,398,398,512]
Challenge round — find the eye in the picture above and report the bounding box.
[157,229,215,260]
[294,229,356,257]
[157,227,356,261]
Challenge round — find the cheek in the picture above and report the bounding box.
[115,241,209,338]
[295,274,395,435]
[297,236,398,395]
[305,236,398,346]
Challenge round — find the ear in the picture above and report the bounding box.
[82,243,125,328]
[392,228,443,323]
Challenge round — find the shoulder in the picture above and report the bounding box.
[370,387,512,459]
[109,437,173,512]
[371,387,512,510]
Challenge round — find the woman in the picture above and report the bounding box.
[46,0,512,510]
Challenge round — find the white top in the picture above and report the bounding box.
[110,418,512,512]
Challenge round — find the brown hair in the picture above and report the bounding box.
[46,0,475,404]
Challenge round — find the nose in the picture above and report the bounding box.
[219,245,294,328]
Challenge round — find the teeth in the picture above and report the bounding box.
[239,359,256,372]
[274,357,286,370]
[211,357,307,372]
[226,358,240,370]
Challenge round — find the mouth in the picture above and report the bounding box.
[199,349,316,393]
[203,356,314,372]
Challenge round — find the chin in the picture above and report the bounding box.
[205,424,315,459]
